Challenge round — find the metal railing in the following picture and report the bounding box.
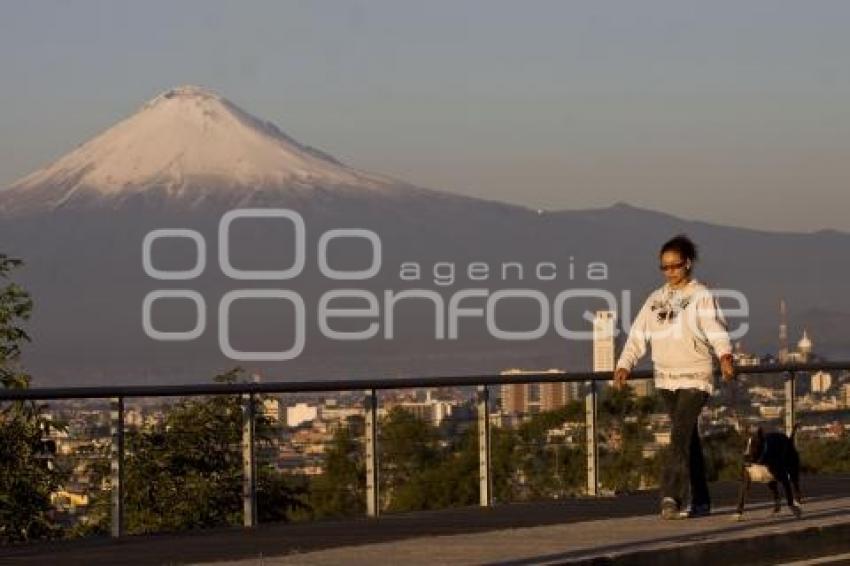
[3,360,849,537]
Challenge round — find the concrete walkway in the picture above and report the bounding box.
[213,496,850,565]
[3,476,849,565]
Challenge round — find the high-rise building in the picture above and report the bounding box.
[566,380,583,403]
[540,381,566,412]
[500,370,528,415]
[811,370,832,394]
[593,311,616,372]
[500,368,566,416]
[798,329,813,361]
[779,299,789,364]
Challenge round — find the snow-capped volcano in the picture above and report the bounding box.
[2,85,849,386]
[1,85,398,214]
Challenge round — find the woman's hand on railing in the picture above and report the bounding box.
[613,367,630,390]
[720,354,736,382]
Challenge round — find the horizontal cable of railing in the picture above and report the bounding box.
[2,361,849,401]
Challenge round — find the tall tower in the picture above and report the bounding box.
[593,311,616,372]
[586,310,617,496]
[779,299,789,363]
[798,329,813,362]
[500,369,528,417]
[500,369,565,417]
[540,380,568,412]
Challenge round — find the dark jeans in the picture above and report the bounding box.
[659,388,710,508]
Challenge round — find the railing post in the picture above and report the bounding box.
[785,372,796,437]
[585,380,599,496]
[242,393,257,528]
[477,385,493,507]
[364,389,380,517]
[109,396,124,538]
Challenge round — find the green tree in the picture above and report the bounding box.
[402,426,479,511]
[81,368,307,535]
[379,407,441,511]
[702,427,746,481]
[598,385,655,493]
[509,402,585,499]
[491,425,520,502]
[308,421,365,519]
[0,254,66,543]
[799,436,850,474]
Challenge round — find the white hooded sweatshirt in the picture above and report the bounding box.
[615,278,732,394]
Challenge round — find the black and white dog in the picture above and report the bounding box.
[734,425,802,521]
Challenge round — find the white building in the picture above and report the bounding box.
[262,397,282,423]
[397,398,455,426]
[786,330,814,363]
[286,403,318,428]
[811,371,833,394]
[593,311,615,372]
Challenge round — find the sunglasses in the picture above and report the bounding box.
[659,261,687,272]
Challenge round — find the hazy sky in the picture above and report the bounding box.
[2,1,849,232]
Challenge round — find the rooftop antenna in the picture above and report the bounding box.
[779,299,789,363]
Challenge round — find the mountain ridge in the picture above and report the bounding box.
[0,86,848,386]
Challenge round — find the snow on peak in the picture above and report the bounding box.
[6,85,388,201]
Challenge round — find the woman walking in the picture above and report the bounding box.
[614,234,735,519]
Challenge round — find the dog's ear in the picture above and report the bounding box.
[756,426,764,439]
